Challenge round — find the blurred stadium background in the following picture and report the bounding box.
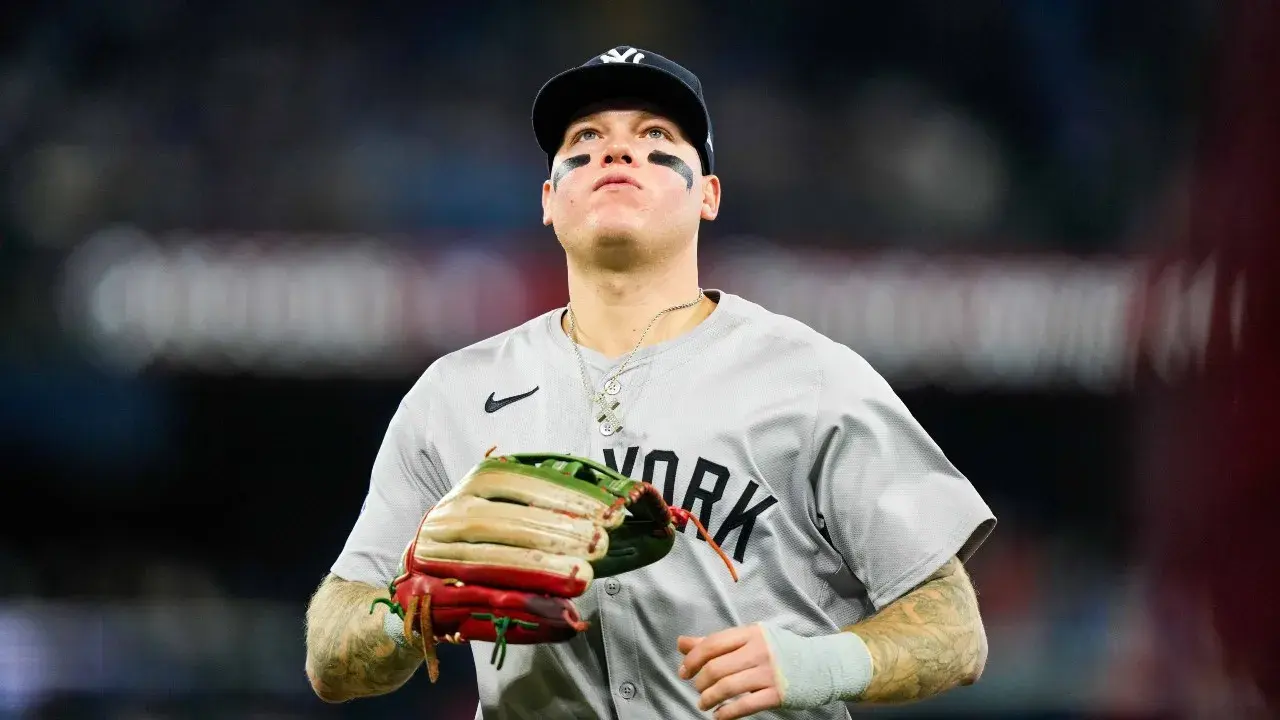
[2,1,1277,718]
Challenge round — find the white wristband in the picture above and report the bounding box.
[758,623,875,708]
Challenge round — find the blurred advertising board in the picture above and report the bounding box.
[58,227,1242,392]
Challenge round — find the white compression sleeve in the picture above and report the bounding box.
[759,623,875,707]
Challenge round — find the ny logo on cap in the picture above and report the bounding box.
[600,47,645,64]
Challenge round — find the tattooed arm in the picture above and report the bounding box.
[844,556,988,703]
[304,574,425,703]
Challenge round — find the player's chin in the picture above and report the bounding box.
[575,230,645,269]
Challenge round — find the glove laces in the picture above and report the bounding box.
[669,506,739,582]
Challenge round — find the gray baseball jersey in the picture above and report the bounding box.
[331,290,996,720]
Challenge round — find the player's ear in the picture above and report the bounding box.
[699,174,721,221]
[541,179,553,227]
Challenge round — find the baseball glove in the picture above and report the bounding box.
[371,449,738,682]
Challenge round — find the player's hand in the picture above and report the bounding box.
[677,625,782,719]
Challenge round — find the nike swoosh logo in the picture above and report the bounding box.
[485,386,539,413]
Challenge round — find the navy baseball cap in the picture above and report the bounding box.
[532,46,714,176]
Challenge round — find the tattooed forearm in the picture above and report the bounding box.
[304,574,425,703]
[846,557,988,704]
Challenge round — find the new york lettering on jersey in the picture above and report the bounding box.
[602,445,778,564]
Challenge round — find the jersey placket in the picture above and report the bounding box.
[586,361,652,717]
[594,544,650,716]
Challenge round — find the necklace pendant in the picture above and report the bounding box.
[570,289,703,439]
[595,400,620,424]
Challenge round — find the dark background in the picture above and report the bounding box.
[2,2,1276,718]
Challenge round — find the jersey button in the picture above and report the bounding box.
[604,578,621,595]
[618,681,636,700]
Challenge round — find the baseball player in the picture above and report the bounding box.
[304,46,996,720]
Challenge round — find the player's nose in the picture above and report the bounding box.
[601,140,637,167]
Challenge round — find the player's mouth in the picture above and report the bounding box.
[593,174,642,191]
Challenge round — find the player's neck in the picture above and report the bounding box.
[564,258,710,359]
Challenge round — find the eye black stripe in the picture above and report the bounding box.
[648,151,694,191]
[552,154,591,189]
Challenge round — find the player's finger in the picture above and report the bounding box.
[691,643,767,693]
[678,626,753,678]
[712,687,783,720]
[676,635,703,654]
[697,664,773,710]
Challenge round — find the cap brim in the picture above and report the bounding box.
[532,63,709,168]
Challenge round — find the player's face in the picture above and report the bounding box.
[541,105,720,269]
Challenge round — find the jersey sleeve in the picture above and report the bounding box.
[330,372,451,588]
[809,343,995,611]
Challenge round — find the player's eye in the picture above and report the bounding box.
[573,129,600,143]
[645,127,672,141]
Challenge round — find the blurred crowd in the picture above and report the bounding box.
[2,1,1207,250]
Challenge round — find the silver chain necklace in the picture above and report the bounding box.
[567,288,705,436]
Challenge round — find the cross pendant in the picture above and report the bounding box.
[594,396,622,432]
